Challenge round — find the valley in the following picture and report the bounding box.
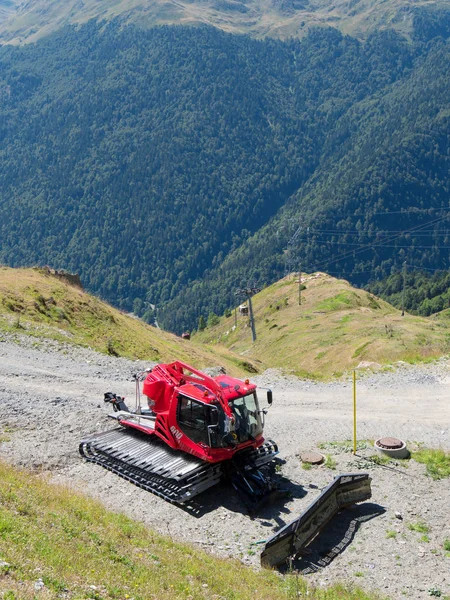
[0,23,449,334]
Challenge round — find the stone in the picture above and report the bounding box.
[34,578,45,591]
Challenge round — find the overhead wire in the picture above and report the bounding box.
[309,212,450,272]
[308,229,450,236]
[312,240,450,249]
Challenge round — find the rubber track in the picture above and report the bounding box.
[79,429,223,505]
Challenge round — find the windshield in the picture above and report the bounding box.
[177,392,263,449]
[230,392,263,443]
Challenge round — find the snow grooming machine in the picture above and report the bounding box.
[80,361,279,510]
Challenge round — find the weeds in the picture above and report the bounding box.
[318,440,371,453]
[106,339,119,356]
[408,521,430,534]
[413,448,450,480]
[369,454,392,466]
[386,530,397,539]
[324,454,337,470]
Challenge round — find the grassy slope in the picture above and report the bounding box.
[0,266,256,376]
[0,0,444,43]
[193,273,450,379]
[0,460,384,600]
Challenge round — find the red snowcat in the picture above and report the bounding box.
[80,361,278,509]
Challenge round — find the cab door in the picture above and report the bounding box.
[177,395,210,445]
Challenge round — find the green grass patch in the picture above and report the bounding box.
[324,454,337,470]
[368,454,393,466]
[386,530,397,539]
[315,292,358,313]
[0,460,386,600]
[413,448,450,480]
[407,520,430,534]
[339,315,353,324]
[352,341,371,358]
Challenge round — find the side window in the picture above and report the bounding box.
[177,396,209,445]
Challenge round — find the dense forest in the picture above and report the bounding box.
[0,18,449,332]
[367,271,450,316]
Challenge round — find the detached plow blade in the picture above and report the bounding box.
[261,473,372,569]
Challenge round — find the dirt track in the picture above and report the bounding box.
[0,332,449,599]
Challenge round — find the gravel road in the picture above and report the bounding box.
[0,331,449,599]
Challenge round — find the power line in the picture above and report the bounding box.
[370,207,450,216]
[311,212,450,273]
[317,207,450,219]
[308,229,450,236]
[312,240,450,249]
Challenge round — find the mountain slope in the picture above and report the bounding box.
[0,266,257,374]
[160,33,450,332]
[0,23,421,329]
[0,24,450,334]
[193,273,450,378]
[1,0,450,43]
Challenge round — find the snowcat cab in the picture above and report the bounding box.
[105,362,273,464]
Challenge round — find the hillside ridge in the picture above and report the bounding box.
[193,272,450,378]
[0,265,257,375]
[0,0,449,43]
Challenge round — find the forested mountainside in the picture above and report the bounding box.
[1,0,450,44]
[0,21,449,333]
[158,32,450,332]
[367,271,450,317]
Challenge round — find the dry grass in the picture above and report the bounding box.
[194,272,450,379]
[0,266,255,377]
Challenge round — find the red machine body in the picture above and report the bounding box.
[117,361,266,463]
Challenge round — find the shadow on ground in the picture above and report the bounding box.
[187,472,307,519]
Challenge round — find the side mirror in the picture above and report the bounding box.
[267,389,273,405]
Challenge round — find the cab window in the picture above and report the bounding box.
[177,396,209,445]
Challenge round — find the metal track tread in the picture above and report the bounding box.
[234,439,279,471]
[79,429,223,505]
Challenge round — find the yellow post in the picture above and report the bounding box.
[353,369,357,455]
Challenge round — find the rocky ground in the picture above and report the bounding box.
[0,331,449,599]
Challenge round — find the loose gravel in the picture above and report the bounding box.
[0,331,449,600]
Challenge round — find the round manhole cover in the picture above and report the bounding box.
[300,451,324,465]
[377,437,403,450]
